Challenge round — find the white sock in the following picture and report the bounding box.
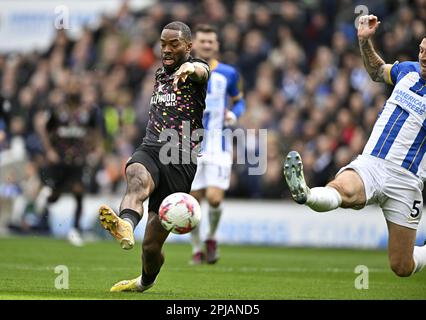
[306,186,342,212]
[136,276,143,289]
[191,225,203,254]
[207,204,222,239]
[412,245,426,274]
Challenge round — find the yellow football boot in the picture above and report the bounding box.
[99,205,135,250]
[110,276,155,293]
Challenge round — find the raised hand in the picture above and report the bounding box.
[224,110,237,127]
[357,14,380,41]
[173,62,195,91]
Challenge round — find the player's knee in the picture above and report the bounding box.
[207,196,222,208]
[206,191,223,208]
[390,259,413,277]
[125,164,151,198]
[326,181,356,208]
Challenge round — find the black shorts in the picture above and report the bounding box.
[126,144,197,213]
[40,163,84,192]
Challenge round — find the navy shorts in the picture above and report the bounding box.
[126,144,197,213]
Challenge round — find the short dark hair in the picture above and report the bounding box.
[194,24,218,35]
[163,21,192,42]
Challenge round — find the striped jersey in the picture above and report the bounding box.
[363,61,426,180]
[202,59,242,154]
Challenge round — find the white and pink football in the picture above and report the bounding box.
[159,192,201,234]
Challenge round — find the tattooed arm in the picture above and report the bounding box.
[357,15,393,84]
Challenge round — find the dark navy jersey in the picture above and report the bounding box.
[143,56,209,154]
[47,105,99,165]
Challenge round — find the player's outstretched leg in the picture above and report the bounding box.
[283,151,309,204]
[110,211,169,293]
[99,205,135,250]
[284,150,343,212]
[99,163,153,250]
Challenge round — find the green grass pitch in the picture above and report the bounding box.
[0,236,425,300]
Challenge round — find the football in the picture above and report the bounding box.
[158,192,201,234]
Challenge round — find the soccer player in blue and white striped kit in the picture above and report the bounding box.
[284,14,426,277]
[189,24,245,264]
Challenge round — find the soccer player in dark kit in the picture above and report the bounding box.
[36,93,102,246]
[99,21,210,292]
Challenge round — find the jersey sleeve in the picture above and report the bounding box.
[191,57,210,79]
[389,61,420,85]
[226,67,245,118]
[227,68,242,98]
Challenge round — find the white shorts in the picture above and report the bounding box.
[338,154,424,230]
[191,152,232,191]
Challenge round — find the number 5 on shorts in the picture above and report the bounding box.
[411,200,422,219]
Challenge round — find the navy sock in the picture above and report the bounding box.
[119,209,141,230]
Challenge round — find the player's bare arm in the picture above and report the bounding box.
[357,14,393,84]
[173,61,209,90]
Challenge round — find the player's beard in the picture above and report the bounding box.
[163,53,188,74]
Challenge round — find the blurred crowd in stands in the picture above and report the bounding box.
[0,0,425,232]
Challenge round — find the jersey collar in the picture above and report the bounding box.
[209,59,219,72]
